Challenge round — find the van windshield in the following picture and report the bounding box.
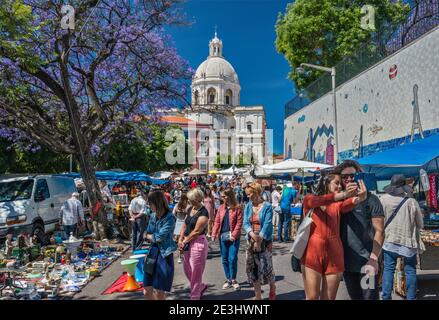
[0,180,34,202]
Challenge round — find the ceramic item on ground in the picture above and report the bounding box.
[63,238,82,260]
[129,254,146,283]
[120,259,141,291]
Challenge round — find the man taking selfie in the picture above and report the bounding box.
[333,160,385,300]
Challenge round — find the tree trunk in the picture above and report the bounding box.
[57,33,108,239]
[76,149,108,240]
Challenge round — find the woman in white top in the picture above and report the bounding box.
[173,193,189,263]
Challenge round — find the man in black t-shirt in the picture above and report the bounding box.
[334,160,385,300]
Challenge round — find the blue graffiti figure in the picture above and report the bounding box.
[298,115,306,123]
[363,104,369,113]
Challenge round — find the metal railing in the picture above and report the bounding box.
[285,0,439,118]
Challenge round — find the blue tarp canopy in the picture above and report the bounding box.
[56,171,169,185]
[358,134,439,179]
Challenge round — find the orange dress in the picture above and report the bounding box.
[301,193,355,275]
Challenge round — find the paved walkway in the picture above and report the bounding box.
[73,235,438,300]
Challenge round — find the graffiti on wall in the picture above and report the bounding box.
[306,124,335,165]
[351,125,364,158]
[411,84,424,142]
[368,124,383,137]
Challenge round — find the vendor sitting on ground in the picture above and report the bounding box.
[59,192,85,240]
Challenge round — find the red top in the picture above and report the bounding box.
[303,193,355,239]
[250,211,261,234]
[301,193,356,274]
[212,205,243,241]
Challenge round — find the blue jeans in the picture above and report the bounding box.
[382,249,417,300]
[278,209,291,241]
[219,237,240,280]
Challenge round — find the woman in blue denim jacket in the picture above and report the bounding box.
[243,182,276,300]
[143,190,177,300]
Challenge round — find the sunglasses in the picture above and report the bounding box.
[341,174,355,180]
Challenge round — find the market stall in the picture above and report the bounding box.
[253,158,332,176]
[0,233,129,299]
[358,134,439,296]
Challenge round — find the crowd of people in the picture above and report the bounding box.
[121,174,301,300]
[64,160,425,300]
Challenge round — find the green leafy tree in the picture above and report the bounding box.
[0,138,71,174]
[98,124,193,173]
[236,152,251,168]
[275,0,410,89]
[214,154,232,169]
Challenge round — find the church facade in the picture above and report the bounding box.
[172,33,267,171]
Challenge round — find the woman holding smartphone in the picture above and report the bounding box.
[301,174,367,300]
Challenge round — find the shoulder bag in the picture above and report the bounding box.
[289,208,314,259]
[384,197,409,230]
[143,212,167,275]
[220,207,232,242]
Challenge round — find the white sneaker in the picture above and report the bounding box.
[222,281,232,290]
[177,257,182,264]
[231,280,241,291]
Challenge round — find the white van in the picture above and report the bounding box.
[0,175,77,241]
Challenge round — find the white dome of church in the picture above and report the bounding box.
[183,30,267,171]
[191,31,241,107]
[194,57,239,83]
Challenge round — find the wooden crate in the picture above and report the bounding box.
[419,244,439,270]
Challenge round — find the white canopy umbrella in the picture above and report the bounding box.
[254,158,332,176]
[152,171,175,180]
[218,165,248,176]
[187,168,207,176]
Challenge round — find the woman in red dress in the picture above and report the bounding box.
[301,174,367,300]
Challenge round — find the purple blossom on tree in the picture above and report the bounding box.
[0,0,193,239]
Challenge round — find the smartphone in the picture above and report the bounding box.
[354,172,377,191]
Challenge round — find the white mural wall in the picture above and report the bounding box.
[284,26,439,165]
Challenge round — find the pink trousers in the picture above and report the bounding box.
[183,235,209,300]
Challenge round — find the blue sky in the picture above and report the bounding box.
[168,0,295,155]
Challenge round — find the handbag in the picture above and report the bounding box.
[144,245,159,275]
[289,208,314,259]
[290,255,302,273]
[221,231,232,242]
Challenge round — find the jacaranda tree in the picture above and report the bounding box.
[0,0,192,238]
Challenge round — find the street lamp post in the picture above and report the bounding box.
[297,63,339,164]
